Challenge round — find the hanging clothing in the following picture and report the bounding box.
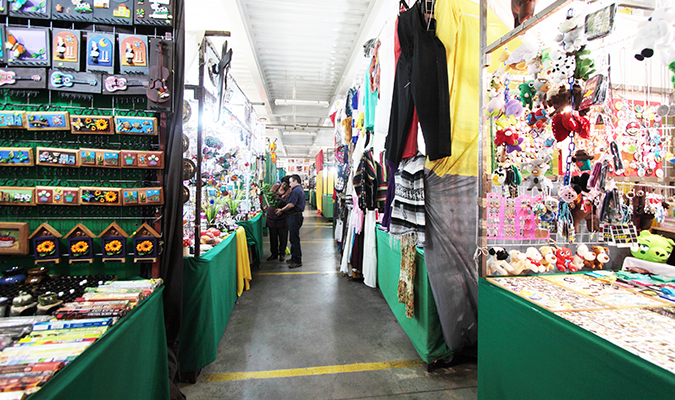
[390,155,426,245]
[374,18,396,159]
[363,71,379,130]
[401,109,419,160]
[362,210,378,288]
[345,87,357,118]
[397,233,417,319]
[350,231,365,273]
[381,160,398,230]
[386,1,451,165]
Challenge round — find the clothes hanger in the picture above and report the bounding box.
[399,0,409,13]
[422,0,437,32]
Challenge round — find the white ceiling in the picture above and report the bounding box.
[186,0,395,160]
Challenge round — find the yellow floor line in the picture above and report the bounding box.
[201,360,424,383]
[255,271,340,276]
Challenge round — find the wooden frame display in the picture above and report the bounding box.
[52,29,82,71]
[120,150,163,169]
[79,148,121,168]
[114,116,158,135]
[8,0,51,19]
[5,27,51,66]
[118,34,149,74]
[0,187,36,206]
[70,115,114,134]
[0,147,34,166]
[27,112,71,130]
[122,187,163,206]
[0,222,29,255]
[64,223,95,264]
[85,32,115,74]
[0,111,26,128]
[99,222,129,263]
[36,147,79,167]
[35,186,80,205]
[52,0,93,22]
[102,74,149,95]
[134,0,173,26]
[29,223,62,264]
[131,222,160,263]
[48,69,101,94]
[92,0,133,25]
[79,187,122,206]
[0,68,46,89]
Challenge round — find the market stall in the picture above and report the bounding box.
[236,212,264,268]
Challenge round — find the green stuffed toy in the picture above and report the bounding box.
[574,49,596,82]
[519,81,536,110]
[630,231,675,263]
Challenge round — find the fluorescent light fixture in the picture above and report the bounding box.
[283,131,316,136]
[275,99,330,107]
[285,144,311,147]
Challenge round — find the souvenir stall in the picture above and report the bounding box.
[0,0,185,395]
[477,1,675,397]
[179,33,263,379]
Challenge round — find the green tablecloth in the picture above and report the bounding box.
[179,233,238,373]
[478,278,675,399]
[376,229,452,364]
[31,287,169,400]
[237,212,263,267]
[321,194,334,219]
[310,190,316,208]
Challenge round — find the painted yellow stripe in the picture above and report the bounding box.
[255,271,340,276]
[202,360,424,383]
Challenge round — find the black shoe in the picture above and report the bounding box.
[289,262,302,269]
[286,259,293,264]
[266,254,277,261]
[279,256,285,262]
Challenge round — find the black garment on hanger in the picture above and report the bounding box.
[386,1,451,165]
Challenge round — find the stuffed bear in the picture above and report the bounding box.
[539,246,558,271]
[549,49,576,85]
[555,247,575,272]
[525,247,546,273]
[487,247,514,275]
[573,244,596,271]
[591,246,610,269]
[509,249,538,275]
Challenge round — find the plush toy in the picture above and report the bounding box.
[545,83,583,113]
[555,247,575,272]
[559,185,578,204]
[511,0,537,27]
[573,244,596,271]
[591,246,610,269]
[487,97,506,117]
[539,246,558,271]
[487,247,514,275]
[507,43,537,72]
[572,150,593,171]
[548,49,576,85]
[525,247,546,273]
[495,128,519,147]
[532,77,552,108]
[633,6,675,61]
[575,49,596,82]
[571,173,590,194]
[504,98,525,118]
[552,111,591,142]
[520,158,551,194]
[630,231,675,263]
[555,15,585,53]
[509,250,537,275]
[519,81,536,109]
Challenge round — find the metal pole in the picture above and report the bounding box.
[195,36,206,257]
[477,0,488,277]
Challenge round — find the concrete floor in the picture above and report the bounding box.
[180,209,477,400]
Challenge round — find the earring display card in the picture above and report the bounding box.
[134,0,173,26]
[36,147,79,167]
[0,68,47,89]
[118,34,149,74]
[8,0,51,19]
[35,186,80,205]
[70,115,114,134]
[0,147,34,166]
[122,187,163,205]
[103,74,149,95]
[120,150,163,168]
[52,0,94,21]
[79,148,121,168]
[92,0,133,25]
[147,38,173,111]
[5,27,51,67]
[79,187,122,206]
[0,111,26,129]
[85,33,115,74]
[48,69,101,94]
[52,29,81,71]
[26,111,70,130]
[114,116,157,135]
[0,187,36,206]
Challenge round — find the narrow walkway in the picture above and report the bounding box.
[181,209,477,400]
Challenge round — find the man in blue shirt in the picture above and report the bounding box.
[276,174,305,268]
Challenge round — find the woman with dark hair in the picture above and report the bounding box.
[266,176,291,262]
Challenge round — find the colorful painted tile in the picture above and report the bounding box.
[36,147,79,167]
[0,147,34,166]
[114,116,157,135]
[0,111,26,128]
[26,112,71,130]
[79,149,120,168]
[0,187,35,206]
[79,187,121,206]
[70,115,114,134]
[35,186,79,205]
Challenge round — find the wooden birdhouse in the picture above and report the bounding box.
[131,222,160,263]
[64,223,96,264]
[29,223,63,265]
[98,222,129,263]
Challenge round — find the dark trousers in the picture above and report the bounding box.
[287,213,303,263]
[269,226,288,257]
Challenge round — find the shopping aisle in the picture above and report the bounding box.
[181,209,477,400]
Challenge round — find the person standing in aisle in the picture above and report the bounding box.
[276,174,305,268]
[266,176,291,262]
